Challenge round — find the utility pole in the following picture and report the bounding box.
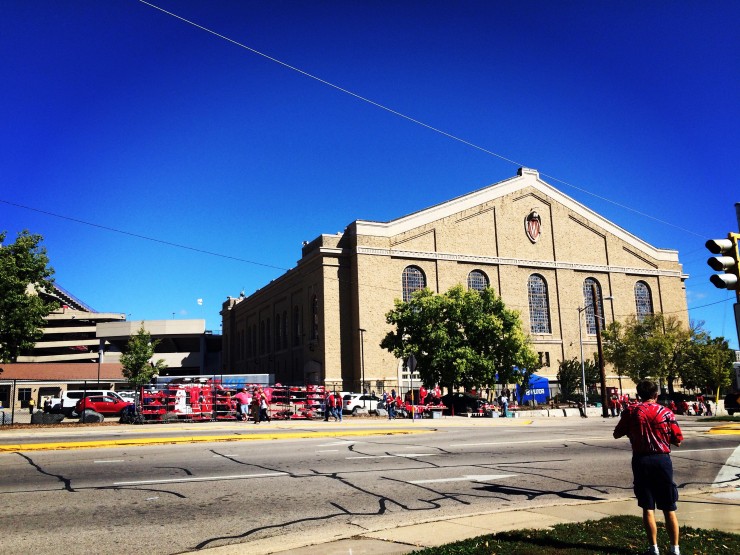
[591,284,609,418]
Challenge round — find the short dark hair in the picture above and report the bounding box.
[636,380,659,401]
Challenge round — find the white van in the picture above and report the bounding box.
[50,390,126,417]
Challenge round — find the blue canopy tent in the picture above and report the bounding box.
[516,374,550,404]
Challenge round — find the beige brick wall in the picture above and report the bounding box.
[223,170,688,395]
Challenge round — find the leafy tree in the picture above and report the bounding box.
[381,285,539,393]
[120,324,167,404]
[557,358,582,401]
[0,230,58,363]
[602,313,689,394]
[679,327,733,394]
[557,356,601,401]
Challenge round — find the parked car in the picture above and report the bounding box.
[724,392,740,416]
[343,393,380,414]
[50,390,128,417]
[441,392,491,415]
[117,391,136,402]
[75,395,133,416]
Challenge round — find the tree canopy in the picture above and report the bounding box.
[557,356,600,401]
[380,285,539,391]
[602,314,733,394]
[120,324,167,390]
[0,230,58,363]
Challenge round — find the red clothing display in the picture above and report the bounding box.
[613,401,683,455]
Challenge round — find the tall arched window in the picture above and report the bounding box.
[528,274,551,334]
[282,310,288,349]
[311,295,319,341]
[252,325,257,356]
[583,278,605,335]
[293,306,301,346]
[635,281,653,320]
[402,266,426,302]
[275,314,281,351]
[467,270,489,292]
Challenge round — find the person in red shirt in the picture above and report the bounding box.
[233,388,251,421]
[614,380,683,555]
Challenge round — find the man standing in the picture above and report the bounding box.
[233,388,250,421]
[613,380,683,555]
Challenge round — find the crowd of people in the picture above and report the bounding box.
[605,392,713,418]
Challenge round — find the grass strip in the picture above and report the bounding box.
[410,515,740,554]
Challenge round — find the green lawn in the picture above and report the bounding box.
[410,515,740,554]
[700,416,740,423]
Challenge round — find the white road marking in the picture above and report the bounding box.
[410,474,517,484]
[347,453,438,459]
[317,450,338,453]
[317,441,358,447]
[113,472,287,486]
[450,436,609,447]
[678,447,738,453]
[94,460,125,463]
[713,444,740,487]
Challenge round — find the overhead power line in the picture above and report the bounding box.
[0,199,287,272]
[139,1,705,240]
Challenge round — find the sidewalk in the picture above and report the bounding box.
[197,491,740,555]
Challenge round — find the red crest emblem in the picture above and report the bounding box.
[525,211,541,243]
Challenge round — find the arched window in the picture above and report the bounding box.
[252,325,257,356]
[293,306,301,346]
[527,274,551,334]
[282,310,288,349]
[275,314,281,351]
[635,281,653,320]
[311,295,319,341]
[402,266,426,302]
[583,278,605,335]
[467,270,489,292]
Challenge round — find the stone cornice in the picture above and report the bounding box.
[356,246,687,279]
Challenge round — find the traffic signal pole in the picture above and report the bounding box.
[706,202,740,351]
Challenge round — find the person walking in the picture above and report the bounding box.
[252,391,262,424]
[258,389,271,423]
[500,393,508,418]
[333,392,343,421]
[233,388,250,421]
[613,379,683,555]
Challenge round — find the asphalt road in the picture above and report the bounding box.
[0,418,736,554]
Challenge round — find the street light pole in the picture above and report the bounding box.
[359,328,366,408]
[577,307,588,414]
[591,284,609,418]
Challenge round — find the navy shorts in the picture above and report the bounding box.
[632,453,678,511]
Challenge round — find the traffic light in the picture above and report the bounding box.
[706,233,740,290]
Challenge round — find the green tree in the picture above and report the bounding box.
[557,356,601,401]
[0,230,58,363]
[557,358,582,401]
[381,285,539,393]
[120,324,167,404]
[679,327,733,394]
[602,313,689,394]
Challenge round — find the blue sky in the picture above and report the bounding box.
[1,1,738,349]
